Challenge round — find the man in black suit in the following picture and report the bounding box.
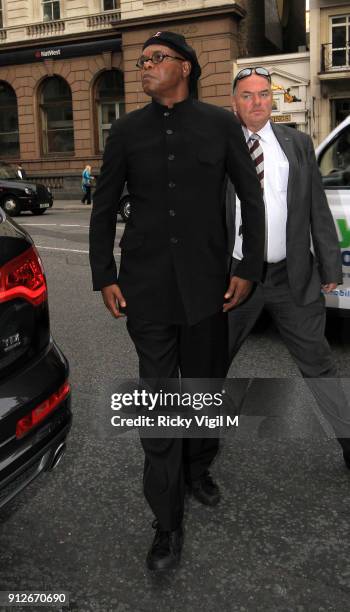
[89,33,265,570]
[227,66,350,461]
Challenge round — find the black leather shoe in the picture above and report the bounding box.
[337,438,350,470]
[191,470,220,506]
[146,520,183,571]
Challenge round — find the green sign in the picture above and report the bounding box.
[337,218,350,248]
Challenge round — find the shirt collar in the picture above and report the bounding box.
[243,120,273,143]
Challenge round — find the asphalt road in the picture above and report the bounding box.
[1,203,350,612]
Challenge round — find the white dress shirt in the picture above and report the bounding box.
[233,121,289,263]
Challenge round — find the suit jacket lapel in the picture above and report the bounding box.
[270,121,297,212]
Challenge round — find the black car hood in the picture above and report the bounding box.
[0,179,39,191]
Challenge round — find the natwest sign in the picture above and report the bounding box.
[34,48,62,59]
[0,38,121,67]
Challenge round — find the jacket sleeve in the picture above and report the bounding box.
[225,115,265,281]
[89,120,127,290]
[308,135,343,284]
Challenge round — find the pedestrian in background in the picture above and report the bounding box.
[16,164,26,180]
[81,164,94,205]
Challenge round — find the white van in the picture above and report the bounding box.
[316,115,350,315]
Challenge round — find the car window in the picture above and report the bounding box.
[0,162,18,180]
[319,125,350,188]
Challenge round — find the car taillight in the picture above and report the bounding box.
[16,381,70,439]
[0,246,47,306]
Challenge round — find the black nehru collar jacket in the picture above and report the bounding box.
[89,96,265,326]
[151,96,193,112]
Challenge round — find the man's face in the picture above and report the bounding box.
[140,44,190,98]
[232,74,273,132]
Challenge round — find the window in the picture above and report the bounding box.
[0,0,3,29]
[319,124,350,188]
[0,162,18,179]
[40,77,74,155]
[43,0,60,22]
[332,99,350,127]
[331,15,350,67]
[0,82,19,158]
[95,70,125,151]
[103,0,118,10]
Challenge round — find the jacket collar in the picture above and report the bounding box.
[151,96,193,115]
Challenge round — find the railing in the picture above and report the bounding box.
[26,20,65,38]
[14,9,121,42]
[321,42,350,72]
[87,10,121,28]
[47,176,64,190]
[29,176,64,190]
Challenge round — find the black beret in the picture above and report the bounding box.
[142,31,201,85]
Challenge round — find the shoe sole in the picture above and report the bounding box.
[192,494,220,507]
[146,553,181,571]
[191,487,221,506]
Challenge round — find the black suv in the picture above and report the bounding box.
[0,162,53,217]
[0,207,71,508]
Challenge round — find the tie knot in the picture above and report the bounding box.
[249,133,260,143]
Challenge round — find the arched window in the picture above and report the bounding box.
[0,82,19,158]
[95,70,125,151]
[40,76,74,154]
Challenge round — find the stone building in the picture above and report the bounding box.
[0,0,305,195]
[309,0,350,145]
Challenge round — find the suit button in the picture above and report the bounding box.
[166,129,173,135]
[168,181,176,188]
[169,209,176,216]
[170,237,178,244]
[168,154,175,161]
[164,111,170,117]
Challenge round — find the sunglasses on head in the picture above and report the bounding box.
[233,67,271,90]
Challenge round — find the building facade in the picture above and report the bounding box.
[309,0,350,145]
[0,0,305,195]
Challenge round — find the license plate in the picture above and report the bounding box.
[39,203,50,208]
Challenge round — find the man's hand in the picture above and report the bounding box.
[223,276,253,312]
[322,282,338,293]
[101,284,127,318]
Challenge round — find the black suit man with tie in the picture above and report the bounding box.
[227,67,350,463]
[89,34,265,570]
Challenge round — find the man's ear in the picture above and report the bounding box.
[182,61,191,79]
[231,94,237,113]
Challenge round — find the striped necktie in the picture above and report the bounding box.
[248,133,264,190]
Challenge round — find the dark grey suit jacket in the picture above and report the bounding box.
[226,121,343,306]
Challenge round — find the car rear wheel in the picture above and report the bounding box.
[32,209,47,216]
[2,197,20,217]
[118,196,131,222]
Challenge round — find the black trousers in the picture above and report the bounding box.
[127,311,228,531]
[81,186,91,204]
